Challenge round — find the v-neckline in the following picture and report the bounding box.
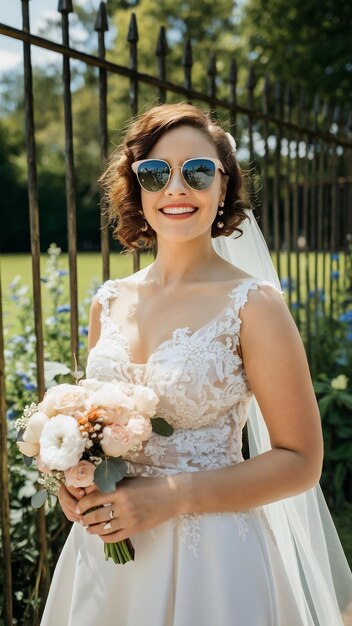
[104,277,260,367]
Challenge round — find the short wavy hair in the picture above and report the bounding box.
[100,103,252,250]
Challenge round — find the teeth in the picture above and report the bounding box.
[162,207,196,214]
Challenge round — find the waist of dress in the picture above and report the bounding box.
[124,422,244,477]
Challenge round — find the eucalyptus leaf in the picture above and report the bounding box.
[318,395,333,420]
[17,428,25,443]
[31,489,48,509]
[151,417,174,437]
[94,458,128,493]
[23,454,33,467]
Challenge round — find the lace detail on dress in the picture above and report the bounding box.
[87,277,283,551]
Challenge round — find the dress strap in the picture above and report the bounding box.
[229,278,284,318]
[95,279,120,323]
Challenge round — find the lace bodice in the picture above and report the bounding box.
[86,277,281,478]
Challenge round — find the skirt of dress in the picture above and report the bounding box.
[40,508,310,626]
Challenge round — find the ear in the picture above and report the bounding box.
[220,174,229,203]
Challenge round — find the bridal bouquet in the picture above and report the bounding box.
[16,378,173,564]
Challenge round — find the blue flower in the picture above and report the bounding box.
[57,270,69,277]
[291,301,301,310]
[331,271,340,280]
[24,382,37,391]
[56,305,71,314]
[339,311,352,323]
[11,335,25,344]
[79,325,89,336]
[6,408,16,420]
[331,253,339,261]
[17,372,29,382]
[347,332,352,342]
[280,278,295,290]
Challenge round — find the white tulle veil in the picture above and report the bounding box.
[212,159,352,624]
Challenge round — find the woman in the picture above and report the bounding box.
[41,103,352,625]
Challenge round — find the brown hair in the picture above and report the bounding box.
[100,103,252,250]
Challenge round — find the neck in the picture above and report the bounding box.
[146,234,221,287]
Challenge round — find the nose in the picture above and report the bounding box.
[164,166,189,195]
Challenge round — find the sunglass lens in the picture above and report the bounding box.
[137,160,170,191]
[182,159,216,190]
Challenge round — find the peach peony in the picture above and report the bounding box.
[17,440,40,457]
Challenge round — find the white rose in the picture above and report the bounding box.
[39,414,86,470]
[132,386,159,417]
[38,384,87,418]
[127,414,152,441]
[23,411,49,444]
[17,440,39,457]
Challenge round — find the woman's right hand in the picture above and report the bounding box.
[58,485,86,523]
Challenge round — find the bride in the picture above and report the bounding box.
[41,103,352,625]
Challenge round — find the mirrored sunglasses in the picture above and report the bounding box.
[131,157,225,192]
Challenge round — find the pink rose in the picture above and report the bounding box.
[64,461,95,488]
[101,423,134,457]
[38,384,87,418]
[127,414,152,441]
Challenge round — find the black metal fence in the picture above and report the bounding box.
[1,1,352,624]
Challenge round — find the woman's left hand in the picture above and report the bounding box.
[75,476,180,543]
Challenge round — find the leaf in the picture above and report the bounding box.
[44,361,71,387]
[23,454,33,467]
[330,443,352,461]
[31,489,48,509]
[17,428,25,443]
[151,417,174,437]
[337,392,352,409]
[94,458,128,493]
[333,464,347,491]
[317,395,333,420]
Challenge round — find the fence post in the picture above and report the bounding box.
[156,26,168,104]
[95,1,110,282]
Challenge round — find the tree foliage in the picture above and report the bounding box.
[240,0,352,107]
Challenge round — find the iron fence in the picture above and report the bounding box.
[0,1,352,624]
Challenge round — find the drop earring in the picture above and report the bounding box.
[217,201,225,229]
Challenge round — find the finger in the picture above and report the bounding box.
[85,484,97,495]
[65,485,86,500]
[81,504,116,528]
[76,491,114,516]
[58,486,82,522]
[85,518,124,537]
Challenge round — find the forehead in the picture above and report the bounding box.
[146,125,218,160]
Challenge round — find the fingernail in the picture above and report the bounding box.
[75,506,80,514]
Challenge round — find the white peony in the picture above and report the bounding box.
[132,385,159,417]
[39,414,86,470]
[38,384,87,418]
[23,411,49,444]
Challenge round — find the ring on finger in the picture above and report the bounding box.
[103,521,112,530]
[109,509,114,520]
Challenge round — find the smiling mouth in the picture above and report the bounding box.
[160,206,198,215]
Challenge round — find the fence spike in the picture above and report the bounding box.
[182,38,193,67]
[207,52,216,76]
[156,26,168,56]
[246,66,256,90]
[127,13,138,43]
[58,0,73,13]
[95,2,108,32]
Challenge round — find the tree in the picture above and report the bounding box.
[239,0,352,107]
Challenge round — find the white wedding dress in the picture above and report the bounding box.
[40,277,345,626]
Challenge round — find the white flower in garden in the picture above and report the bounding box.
[330,375,349,391]
[40,414,86,470]
[23,411,49,443]
[38,384,87,418]
[132,385,159,417]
